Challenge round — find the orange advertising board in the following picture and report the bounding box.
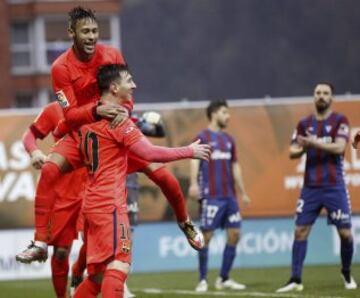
[1,99,360,228]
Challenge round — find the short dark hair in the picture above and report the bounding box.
[68,6,97,30]
[206,100,228,120]
[97,64,130,95]
[315,82,335,94]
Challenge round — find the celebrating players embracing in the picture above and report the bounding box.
[73,63,209,297]
[16,6,204,264]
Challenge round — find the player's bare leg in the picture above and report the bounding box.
[16,153,71,264]
[142,163,204,250]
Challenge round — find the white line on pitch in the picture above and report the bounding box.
[134,288,345,298]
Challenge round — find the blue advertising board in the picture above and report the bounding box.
[131,215,360,272]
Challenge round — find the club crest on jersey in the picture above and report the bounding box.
[124,126,135,134]
[56,90,69,108]
[121,241,131,254]
[325,125,332,133]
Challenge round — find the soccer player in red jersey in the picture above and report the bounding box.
[22,102,87,298]
[73,63,209,298]
[16,6,204,263]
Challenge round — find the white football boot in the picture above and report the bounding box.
[215,277,246,290]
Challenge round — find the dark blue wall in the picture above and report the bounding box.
[121,0,360,102]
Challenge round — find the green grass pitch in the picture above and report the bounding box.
[0,264,358,297]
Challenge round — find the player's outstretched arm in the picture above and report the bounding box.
[129,138,210,162]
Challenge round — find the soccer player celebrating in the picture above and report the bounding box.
[69,112,166,298]
[16,6,203,264]
[22,102,87,298]
[189,100,251,293]
[73,63,209,298]
[276,82,357,293]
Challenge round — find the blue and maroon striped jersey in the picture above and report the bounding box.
[291,112,349,187]
[195,128,237,199]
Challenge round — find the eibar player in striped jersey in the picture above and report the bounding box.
[189,99,251,292]
[276,82,357,293]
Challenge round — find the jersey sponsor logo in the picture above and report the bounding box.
[228,212,241,223]
[56,90,69,108]
[338,123,349,136]
[211,150,231,160]
[330,209,350,221]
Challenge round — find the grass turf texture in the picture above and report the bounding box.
[0,264,358,298]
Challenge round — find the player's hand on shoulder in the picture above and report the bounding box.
[30,149,47,170]
[188,184,200,200]
[190,139,211,160]
[352,131,360,149]
[96,103,129,128]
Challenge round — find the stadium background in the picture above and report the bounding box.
[0,0,360,296]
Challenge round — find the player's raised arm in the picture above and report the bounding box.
[129,137,210,162]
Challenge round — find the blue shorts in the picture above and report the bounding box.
[295,185,352,229]
[199,197,241,230]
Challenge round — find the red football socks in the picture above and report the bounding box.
[34,161,62,242]
[101,269,127,298]
[145,167,189,223]
[72,243,87,277]
[51,254,69,298]
[73,277,100,298]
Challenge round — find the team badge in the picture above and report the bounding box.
[56,90,69,108]
[124,126,135,134]
[121,241,131,254]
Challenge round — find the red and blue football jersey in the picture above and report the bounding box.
[196,129,237,199]
[291,112,349,187]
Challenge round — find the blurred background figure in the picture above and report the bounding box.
[277,83,357,293]
[189,100,250,292]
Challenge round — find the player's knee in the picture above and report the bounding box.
[47,152,71,173]
[294,226,310,240]
[89,272,104,284]
[338,228,353,241]
[144,163,165,173]
[228,230,240,245]
[54,247,69,261]
[106,260,131,274]
[202,230,213,246]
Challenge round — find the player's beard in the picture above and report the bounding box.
[218,119,228,129]
[315,99,331,114]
